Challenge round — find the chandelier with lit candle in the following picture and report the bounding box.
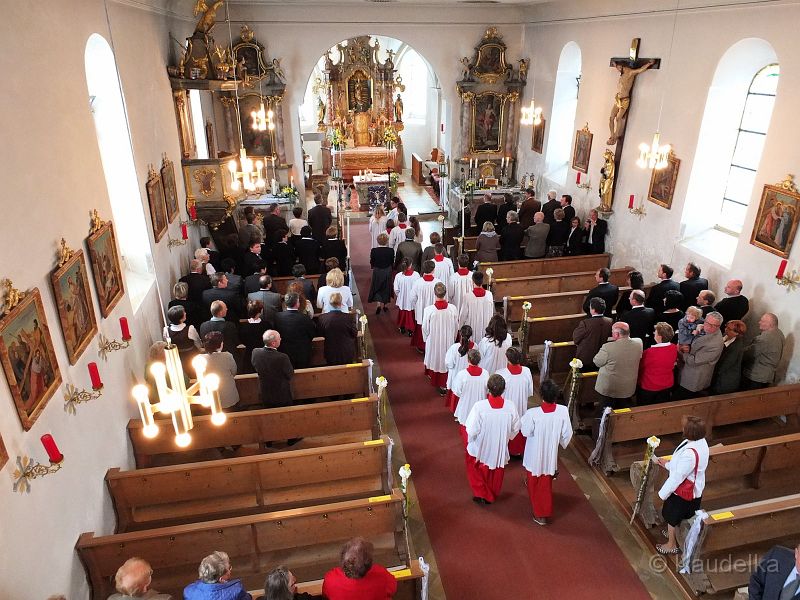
[636,132,670,170]
[520,100,542,126]
[250,100,275,133]
[132,346,226,447]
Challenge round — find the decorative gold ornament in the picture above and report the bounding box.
[97,333,130,361]
[240,24,254,42]
[484,27,501,40]
[193,167,217,197]
[1,279,25,313]
[89,209,105,234]
[777,268,800,292]
[63,383,103,415]
[12,455,63,494]
[56,238,75,268]
[778,174,798,194]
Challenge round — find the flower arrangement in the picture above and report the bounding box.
[383,128,398,147]
[464,179,476,191]
[280,186,299,200]
[398,463,412,517]
[389,172,399,195]
[569,357,583,370]
[329,128,347,150]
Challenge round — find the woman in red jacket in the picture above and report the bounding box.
[322,538,397,600]
[637,322,678,405]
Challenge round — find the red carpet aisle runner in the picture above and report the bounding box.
[350,222,651,600]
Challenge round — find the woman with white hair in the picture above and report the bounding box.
[316,268,353,313]
[183,551,251,600]
[194,247,216,276]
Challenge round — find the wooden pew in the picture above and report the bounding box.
[677,494,800,594]
[455,236,525,260]
[630,433,800,529]
[520,313,585,349]
[589,384,800,474]
[503,286,635,321]
[129,396,380,468]
[77,491,410,600]
[477,253,611,280]
[539,341,577,385]
[107,436,392,532]
[492,267,632,298]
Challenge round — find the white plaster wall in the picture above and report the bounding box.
[517,1,799,383]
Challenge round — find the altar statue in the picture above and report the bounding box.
[607,59,656,145]
[193,0,224,35]
[599,149,616,211]
[394,94,404,123]
[317,97,326,126]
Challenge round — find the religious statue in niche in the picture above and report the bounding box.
[394,94,404,123]
[599,149,616,212]
[348,74,373,113]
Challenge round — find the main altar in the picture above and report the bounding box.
[318,36,404,180]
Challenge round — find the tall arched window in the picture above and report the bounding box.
[85,34,154,310]
[545,42,581,185]
[396,48,429,121]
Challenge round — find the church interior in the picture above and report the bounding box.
[2,0,800,598]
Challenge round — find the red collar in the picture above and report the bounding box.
[457,268,469,275]
[434,255,444,262]
[399,223,407,229]
[466,365,482,376]
[508,364,522,375]
[423,274,434,281]
[473,287,486,297]
[488,395,504,409]
[404,269,415,276]
[541,402,556,413]
[468,341,475,349]
[434,300,448,309]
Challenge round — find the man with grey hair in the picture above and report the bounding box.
[742,312,785,390]
[500,209,525,261]
[274,292,316,369]
[674,311,725,399]
[108,557,171,599]
[593,321,643,411]
[542,189,560,225]
[202,272,243,321]
[183,551,251,599]
[251,329,294,409]
[199,300,239,354]
[523,212,550,259]
[179,258,211,304]
[620,289,656,347]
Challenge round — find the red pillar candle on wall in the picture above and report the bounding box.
[180,223,188,240]
[87,362,102,389]
[189,205,197,220]
[629,194,635,209]
[776,259,788,279]
[576,172,581,184]
[40,434,64,463]
[119,317,131,341]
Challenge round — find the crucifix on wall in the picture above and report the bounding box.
[607,38,660,146]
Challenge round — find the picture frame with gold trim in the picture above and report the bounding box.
[50,249,97,365]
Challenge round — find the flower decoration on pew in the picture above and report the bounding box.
[522,301,532,311]
[398,462,413,518]
[569,357,583,370]
[630,436,661,524]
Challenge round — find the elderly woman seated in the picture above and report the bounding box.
[183,551,251,600]
[108,557,171,599]
[261,566,318,600]
[321,537,397,600]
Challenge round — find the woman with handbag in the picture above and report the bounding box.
[654,415,709,555]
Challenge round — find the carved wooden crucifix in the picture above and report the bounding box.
[607,38,660,146]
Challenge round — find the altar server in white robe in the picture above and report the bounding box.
[448,254,474,310]
[444,325,474,412]
[477,315,512,374]
[459,271,495,340]
[409,260,441,352]
[496,347,534,457]
[452,349,490,445]
[431,243,454,283]
[464,374,520,504]
[388,212,411,251]
[393,258,419,335]
[521,379,573,525]
[422,283,460,392]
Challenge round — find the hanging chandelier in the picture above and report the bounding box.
[636,132,671,170]
[520,100,542,126]
[250,100,276,132]
[132,346,226,447]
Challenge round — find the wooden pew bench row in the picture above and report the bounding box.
[477,253,611,279]
[492,266,632,299]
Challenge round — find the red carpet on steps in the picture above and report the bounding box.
[349,222,651,600]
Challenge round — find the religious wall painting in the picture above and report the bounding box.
[0,289,62,431]
[531,117,546,154]
[571,124,593,174]
[750,179,800,258]
[473,43,508,84]
[239,94,276,157]
[86,222,124,318]
[347,70,373,113]
[146,167,167,243]
[50,250,97,365]
[234,41,267,84]
[647,150,680,209]
[161,156,179,223]
[471,92,505,154]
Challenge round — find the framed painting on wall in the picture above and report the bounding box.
[470,92,505,154]
[86,221,124,318]
[146,166,167,243]
[571,124,592,173]
[50,248,97,365]
[648,150,680,209]
[750,177,800,258]
[531,117,546,154]
[161,155,179,223]
[0,289,62,430]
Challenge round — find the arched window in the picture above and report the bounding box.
[396,48,429,121]
[545,42,581,185]
[85,34,154,310]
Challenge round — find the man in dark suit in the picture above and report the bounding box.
[572,298,613,371]
[646,264,680,314]
[295,225,322,275]
[219,258,244,296]
[582,267,619,317]
[749,543,799,600]
[714,279,749,326]
[473,193,498,232]
[251,329,294,408]
[517,188,541,229]
[321,225,348,272]
[308,194,332,242]
[679,262,709,312]
[292,263,316,304]
[582,209,608,254]
[244,266,267,295]
[180,259,212,304]
[394,228,423,273]
[199,300,239,353]
[560,194,576,223]
[541,190,560,225]
[274,292,316,369]
[620,290,656,347]
[262,203,289,245]
[496,194,516,234]
[316,293,358,365]
[238,211,264,248]
[242,241,266,277]
[200,236,222,271]
[248,275,283,313]
[268,229,296,277]
[201,273,243,321]
[500,210,525,261]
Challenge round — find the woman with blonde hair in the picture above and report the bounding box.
[369,204,387,249]
[317,267,353,313]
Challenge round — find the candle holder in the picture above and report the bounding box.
[63,383,103,415]
[98,333,130,361]
[577,179,592,191]
[167,236,188,249]
[629,205,647,219]
[777,268,800,292]
[12,455,63,493]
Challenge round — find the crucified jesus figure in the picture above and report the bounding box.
[607,59,656,145]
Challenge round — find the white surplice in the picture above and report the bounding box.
[465,399,520,469]
[410,276,442,325]
[452,367,490,424]
[432,256,454,285]
[444,342,474,389]
[458,289,495,340]
[477,333,513,374]
[520,404,573,476]
[388,224,410,251]
[422,303,460,374]
[369,216,387,248]
[393,270,420,311]
[448,270,474,310]
[496,366,534,417]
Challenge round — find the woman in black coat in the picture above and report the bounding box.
[368,232,395,314]
[710,319,747,394]
[615,270,645,318]
[565,216,584,256]
[238,300,272,374]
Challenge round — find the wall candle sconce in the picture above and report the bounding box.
[576,174,592,191]
[776,259,800,292]
[98,317,132,360]
[628,194,646,218]
[13,434,64,493]
[63,362,103,414]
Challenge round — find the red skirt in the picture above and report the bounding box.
[445,390,458,412]
[411,325,425,350]
[466,454,505,503]
[508,432,526,456]
[425,368,448,388]
[396,309,416,330]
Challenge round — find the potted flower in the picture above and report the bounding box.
[329,128,347,151]
[383,128,398,149]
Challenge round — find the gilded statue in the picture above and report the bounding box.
[193,0,225,35]
[607,59,656,145]
[57,238,75,268]
[317,97,326,125]
[394,94,403,123]
[89,209,104,234]
[518,58,528,82]
[2,279,25,312]
[460,57,472,81]
[599,149,616,211]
